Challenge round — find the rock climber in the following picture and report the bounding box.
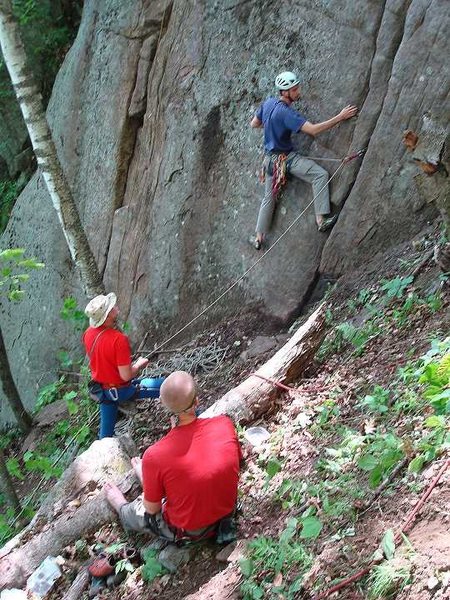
[83,293,164,438]
[104,371,242,544]
[250,70,358,249]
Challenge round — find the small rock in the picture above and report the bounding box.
[216,542,237,562]
[427,576,440,591]
[158,545,191,573]
[245,336,276,359]
[226,540,248,563]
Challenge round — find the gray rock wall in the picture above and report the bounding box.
[1,0,448,420]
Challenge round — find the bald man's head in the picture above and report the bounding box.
[160,371,198,414]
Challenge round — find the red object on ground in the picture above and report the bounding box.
[88,554,114,578]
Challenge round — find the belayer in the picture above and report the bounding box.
[250,71,358,250]
[83,293,164,438]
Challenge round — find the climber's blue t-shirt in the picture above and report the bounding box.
[256,97,307,153]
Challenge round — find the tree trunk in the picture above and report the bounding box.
[0,325,32,433]
[201,303,327,423]
[0,0,104,298]
[0,448,21,513]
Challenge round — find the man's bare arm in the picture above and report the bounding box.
[301,105,357,136]
[250,115,262,128]
[118,356,149,381]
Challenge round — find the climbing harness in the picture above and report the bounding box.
[139,148,366,359]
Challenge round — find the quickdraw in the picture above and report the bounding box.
[271,153,288,197]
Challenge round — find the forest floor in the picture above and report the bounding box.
[2,225,449,600]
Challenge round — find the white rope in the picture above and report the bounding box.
[144,157,350,358]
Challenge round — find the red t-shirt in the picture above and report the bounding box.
[142,416,241,530]
[83,326,132,386]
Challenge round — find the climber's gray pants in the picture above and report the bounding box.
[255,153,330,235]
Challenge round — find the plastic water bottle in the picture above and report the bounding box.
[26,556,62,598]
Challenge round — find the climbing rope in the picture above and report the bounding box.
[142,149,365,359]
[313,455,449,599]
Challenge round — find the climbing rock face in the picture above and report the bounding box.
[0,0,448,417]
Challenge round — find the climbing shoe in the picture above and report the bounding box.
[318,214,338,232]
[248,235,262,250]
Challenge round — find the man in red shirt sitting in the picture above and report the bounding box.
[104,371,241,543]
[83,293,164,438]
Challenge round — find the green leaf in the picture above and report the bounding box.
[65,398,78,415]
[425,415,446,428]
[300,516,323,539]
[6,457,24,480]
[239,558,254,577]
[358,454,378,471]
[266,459,282,480]
[369,464,384,488]
[17,259,44,269]
[0,248,24,260]
[408,455,425,474]
[8,290,24,302]
[381,528,396,559]
[279,517,298,544]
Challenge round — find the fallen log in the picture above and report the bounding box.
[201,303,327,423]
[0,438,138,591]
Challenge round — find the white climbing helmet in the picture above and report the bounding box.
[275,71,300,90]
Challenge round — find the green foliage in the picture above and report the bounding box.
[115,558,135,574]
[317,319,380,361]
[380,276,413,299]
[6,457,24,480]
[60,296,88,332]
[359,386,390,414]
[0,248,44,301]
[240,519,312,600]
[358,432,404,488]
[367,559,411,598]
[35,376,66,411]
[9,0,81,100]
[23,450,62,480]
[265,458,282,482]
[141,548,168,583]
[299,515,322,539]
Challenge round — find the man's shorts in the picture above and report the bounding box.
[119,496,175,539]
[119,495,216,540]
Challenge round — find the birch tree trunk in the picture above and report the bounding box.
[0,0,104,298]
